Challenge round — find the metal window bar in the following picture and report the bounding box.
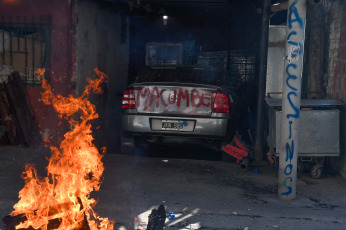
[226,4,260,88]
[0,15,50,86]
[189,7,259,88]
[228,49,257,85]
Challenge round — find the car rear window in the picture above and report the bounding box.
[135,68,226,86]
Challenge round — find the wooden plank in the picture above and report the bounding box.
[3,213,89,230]
[3,200,90,230]
[4,72,41,146]
[307,4,326,99]
[0,83,24,145]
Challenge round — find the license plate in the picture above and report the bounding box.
[162,121,183,130]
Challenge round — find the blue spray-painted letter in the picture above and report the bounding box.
[288,0,303,29]
[287,92,300,119]
[286,140,294,162]
[281,177,293,196]
[286,64,298,91]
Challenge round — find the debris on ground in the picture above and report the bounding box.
[181,207,189,213]
[267,151,278,166]
[146,204,166,230]
[134,217,147,230]
[168,211,175,220]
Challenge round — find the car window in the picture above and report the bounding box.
[135,68,226,86]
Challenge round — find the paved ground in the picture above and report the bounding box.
[0,146,346,230]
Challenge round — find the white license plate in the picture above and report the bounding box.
[161,121,183,130]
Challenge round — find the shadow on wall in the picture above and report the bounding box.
[92,93,123,154]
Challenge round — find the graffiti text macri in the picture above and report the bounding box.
[136,87,214,110]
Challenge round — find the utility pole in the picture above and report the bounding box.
[254,0,270,162]
[278,0,307,200]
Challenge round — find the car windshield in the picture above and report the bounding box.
[135,67,226,86]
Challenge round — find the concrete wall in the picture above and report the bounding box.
[76,0,129,150]
[326,0,346,178]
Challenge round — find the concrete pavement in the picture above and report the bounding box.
[0,146,346,230]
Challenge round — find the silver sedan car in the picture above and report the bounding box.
[120,67,242,155]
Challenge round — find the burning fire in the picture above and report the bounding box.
[10,68,114,230]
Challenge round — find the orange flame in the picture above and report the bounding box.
[10,68,114,230]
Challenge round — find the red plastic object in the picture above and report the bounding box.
[222,136,249,163]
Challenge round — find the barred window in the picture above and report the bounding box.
[0,15,50,86]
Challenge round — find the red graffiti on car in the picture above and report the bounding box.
[136,87,214,110]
